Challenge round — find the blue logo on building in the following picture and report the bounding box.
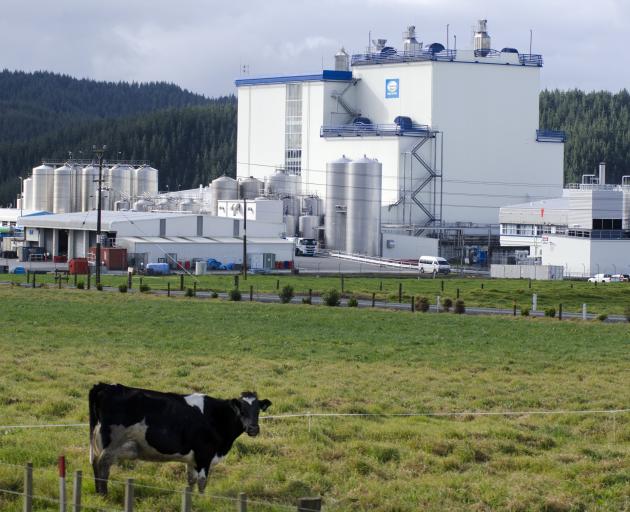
[385,79,399,98]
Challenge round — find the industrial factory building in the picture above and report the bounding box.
[499,164,630,276]
[235,20,566,257]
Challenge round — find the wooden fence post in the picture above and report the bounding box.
[297,497,321,511]
[180,486,191,512]
[398,283,402,303]
[72,470,82,512]
[124,478,134,512]
[238,492,247,512]
[23,462,33,512]
[167,282,171,297]
[250,285,253,301]
[180,274,184,291]
[59,455,66,512]
[193,282,197,296]
[558,303,563,320]
[371,292,375,307]
[411,296,415,312]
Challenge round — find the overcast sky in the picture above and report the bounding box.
[2,0,629,98]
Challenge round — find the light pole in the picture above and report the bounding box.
[242,196,247,280]
[17,177,23,219]
[93,145,107,286]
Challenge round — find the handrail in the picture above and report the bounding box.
[536,129,567,143]
[321,123,432,137]
[351,50,543,67]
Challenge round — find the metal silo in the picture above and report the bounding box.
[239,176,263,199]
[335,47,350,71]
[23,178,33,211]
[32,164,54,211]
[135,165,159,198]
[346,156,382,256]
[53,164,73,213]
[265,169,301,197]
[108,164,133,208]
[325,156,351,251]
[299,215,320,239]
[474,19,491,57]
[80,165,100,211]
[210,175,238,215]
[302,196,322,216]
[284,215,297,237]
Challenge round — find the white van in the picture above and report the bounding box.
[418,255,451,274]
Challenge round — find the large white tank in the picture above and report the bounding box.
[474,19,491,56]
[31,164,54,211]
[80,165,100,211]
[135,165,159,198]
[299,215,320,239]
[284,215,298,237]
[239,176,263,199]
[108,164,133,207]
[346,156,382,256]
[282,196,301,216]
[23,178,33,211]
[265,169,301,197]
[335,47,350,71]
[53,164,73,213]
[324,156,350,251]
[302,196,322,216]
[210,176,238,215]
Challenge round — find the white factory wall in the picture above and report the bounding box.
[381,233,438,260]
[541,235,630,276]
[237,84,286,180]
[567,190,624,228]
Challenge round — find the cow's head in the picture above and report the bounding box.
[231,392,271,437]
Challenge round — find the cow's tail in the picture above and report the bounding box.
[88,383,106,464]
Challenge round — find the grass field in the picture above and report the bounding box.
[0,286,628,511]
[5,271,630,315]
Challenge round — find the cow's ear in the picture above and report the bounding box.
[259,399,272,411]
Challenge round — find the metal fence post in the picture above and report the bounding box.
[124,478,134,512]
[23,462,33,512]
[297,497,321,511]
[238,492,247,512]
[72,470,82,512]
[180,486,191,512]
[59,455,66,512]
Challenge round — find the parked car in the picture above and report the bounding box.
[588,273,613,283]
[611,274,629,282]
[418,255,451,275]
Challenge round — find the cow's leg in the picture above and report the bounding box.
[92,456,101,494]
[186,463,197,487]
[193,453,211,493]
[96,452,115,495]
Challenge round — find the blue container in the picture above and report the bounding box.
[146,262,170,275]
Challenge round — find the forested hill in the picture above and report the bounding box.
[0,70,235,205]
[540,89,630,185]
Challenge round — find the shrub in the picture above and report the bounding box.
[544,307,556,318]
[185,287,194,297]
[322,289,341,307]
[210,291,219,299]
[442,297,453,312]
[347,295,359,307]
[596,313,608,322]
[96,283,103,291]
[279,285,294,304]
[118,284,128,293]
[139,284,151,293]
[454,299,465,314]
[76,281,85,290]
[302,297,312,305]
[228,288,242,301]
[415,296,430,312]
[521,307,530,316]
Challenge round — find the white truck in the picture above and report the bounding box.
[287,237,317,256]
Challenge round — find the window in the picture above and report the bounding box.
[285,83,303,175]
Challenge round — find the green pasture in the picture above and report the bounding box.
[4,271,630,315]
[0,286,628,511]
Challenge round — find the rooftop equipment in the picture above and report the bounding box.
[210,175,238,215]
[474,19,491,57]
[335,47,350,71]
[403,26,422,54]
[239,176,263,199]
[599,162,606,185]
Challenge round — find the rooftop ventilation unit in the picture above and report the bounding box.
[474,19,491,57]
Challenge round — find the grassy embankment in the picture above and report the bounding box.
[4,272,630,315]
[0,286,628,511]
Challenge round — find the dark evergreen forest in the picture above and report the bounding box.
[1,70,629,206]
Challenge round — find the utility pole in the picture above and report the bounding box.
[93,145,107,286]
[242,196,247,280]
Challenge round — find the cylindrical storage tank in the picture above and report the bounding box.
[135,165,159,198]
[70,164,80,212]
[115,200,130,211]
[265,169,301,197]
[299,215,320,239]
[346,156,382,256]
[474,19,491,56]
[23,178,33,211]
[325,156,351,251]
[282,196,301,216]
[80,165,100,212]
[302,196,322,216]
[239,176,263,199]
[108,164,133,208]
[32,164,54,211]
[53,164,73,213]
[133,199,148,212]
[284,215,297,237]
[210,175,238,215]
[335,47,350,71]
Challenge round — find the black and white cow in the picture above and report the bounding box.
[88,383,271,495]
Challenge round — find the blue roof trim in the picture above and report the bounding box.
[235,70,352,87]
